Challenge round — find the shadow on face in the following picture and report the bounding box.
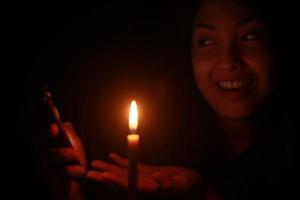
[191,0,277,121]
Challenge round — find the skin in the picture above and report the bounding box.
[48,123,201,199]
[192,0,276,121]
[46,123,86,200]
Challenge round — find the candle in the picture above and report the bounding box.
[128,100,139,200]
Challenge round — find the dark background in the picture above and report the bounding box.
[15,1,210,199]
[10,0,298,199]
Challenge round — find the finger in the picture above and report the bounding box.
[64,165,86,178]
[138,163,158,174]
[171,171,201,190]
[102,171,128,188]
[49,123,59,137]
[109,153,158,174]
[91,160,127,177]
[48,148,79,163]
[109,153,128,167]
[63,121,73,131]
[86,171,127,188]
[136,174,159,192]
[63,122,77,140]
[86,170,105,182]
[49,122,72,137]
[152,171,172,190]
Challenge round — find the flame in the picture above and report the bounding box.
[129,100,138,133]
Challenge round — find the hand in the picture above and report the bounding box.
[44,122,87,200]
[86,153,201,195]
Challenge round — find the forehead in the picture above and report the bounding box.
[194,0,256,24]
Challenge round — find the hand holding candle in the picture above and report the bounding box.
[86,100,201,197]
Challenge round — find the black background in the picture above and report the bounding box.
[14,1,206,199]
[9,0,298,199]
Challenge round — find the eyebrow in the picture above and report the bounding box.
[193,16,259,31]
[193,22,216,31]
[237,16,258,26]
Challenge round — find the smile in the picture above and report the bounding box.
[217,80,254,90]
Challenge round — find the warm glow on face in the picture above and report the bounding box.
[129,100,138,133]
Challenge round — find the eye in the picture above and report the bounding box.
[240,30,264,41]
[240,33,258,41]
[197,38,215,47]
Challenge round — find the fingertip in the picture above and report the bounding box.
[91,160,106,169]
[86,170,105,181]
[86,171,94,178]
[91,160,99,168]
[109,152,118,159]
[49,123,59,136]
[65,165,86,177]
[109,153,125,162]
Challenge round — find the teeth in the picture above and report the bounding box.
[218,80,251,90]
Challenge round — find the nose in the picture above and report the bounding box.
[218,43,240,71]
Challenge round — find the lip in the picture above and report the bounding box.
[214,72,256,81]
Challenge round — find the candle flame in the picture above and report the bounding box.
[129,100,138,133]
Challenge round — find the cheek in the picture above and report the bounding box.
[192,45,218,76]
[192,55,212,90]
[192,46,220,100]
[240,44,272,68]
[241,46,275,89]
[192,64,205,90]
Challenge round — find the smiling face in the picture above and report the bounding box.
[192,0,277,121]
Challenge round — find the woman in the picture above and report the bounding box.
[45,0,295,199]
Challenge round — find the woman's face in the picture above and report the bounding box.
[192,0,277,120]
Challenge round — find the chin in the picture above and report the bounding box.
[215,106,256,121]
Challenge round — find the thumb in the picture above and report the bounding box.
[63,122,88,169]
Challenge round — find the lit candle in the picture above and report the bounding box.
[128,100,139,200]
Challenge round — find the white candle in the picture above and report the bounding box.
[128,100,139,200]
